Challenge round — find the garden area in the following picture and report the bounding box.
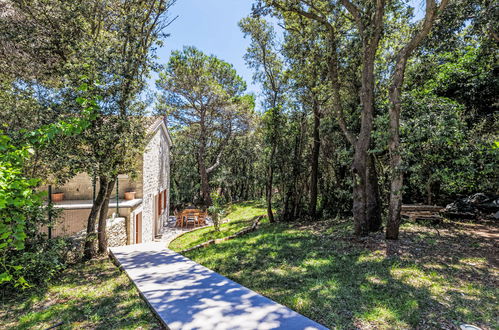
[170,202,498,329]
[0,258,161,329]
[1,0,498,329]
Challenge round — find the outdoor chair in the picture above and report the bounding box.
[196,211,207,226]
[174,210,183,227]
[185,213,197,228]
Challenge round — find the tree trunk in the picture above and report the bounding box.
[197,117,212,206]
[266,143,276,223]
[426,179,433,205]
[199,159,212,206]
[386,0,448,240]
[352,46,379,237]
[386,103,403,239]
[98,178,116,254]
[352,143,369,236]
[386,59,405,240]
[84,177,108,260]
[309,103,321,220]
[196,110,213,207]
[367,154,382,232]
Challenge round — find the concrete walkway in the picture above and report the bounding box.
[109,243,328,330]
[158,216,214,246]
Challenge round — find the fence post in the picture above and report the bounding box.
[116,175,119,215]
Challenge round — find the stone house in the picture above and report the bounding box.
[47,117,172,246]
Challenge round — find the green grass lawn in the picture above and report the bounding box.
[169,200,267,251]
[0,258,161,330]
[174,204,498,329]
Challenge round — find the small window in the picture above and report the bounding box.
[163,189,167,212]
[158,193,162,216]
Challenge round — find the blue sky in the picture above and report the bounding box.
[150,0,258,98]
[149,0,426,106]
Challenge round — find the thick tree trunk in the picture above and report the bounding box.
[98,178,116,254]
[84,177,108,260]
[352,45,379,237]
[386,106,403,239]
[367,154,382,232]
[386,59,405,240]
[309,104,321,220]
[352,143,370,236]
[326,23,382,236]
[386,0,448,240]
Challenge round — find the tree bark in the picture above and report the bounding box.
[309,101,321,219]
[386,0,448,240]
[198,156,212,206]
[266,143,276,223]
[98,178,116,254]
[352,48,380,236]
[367,154,382,232]
[198,112,213,207]
[84,177,108,260]
[351,144,369,236]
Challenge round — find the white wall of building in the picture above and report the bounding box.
[140,122,171,242]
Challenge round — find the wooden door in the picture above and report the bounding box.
[135,212,142,244]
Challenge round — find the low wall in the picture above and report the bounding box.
[107,217,127,247]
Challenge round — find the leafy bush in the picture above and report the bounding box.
[5,236,68,291]
[0,133,70,293]
[208,192,226,232]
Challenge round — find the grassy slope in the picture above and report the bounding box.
[169,200,267,251]
[177,209,498,329]
[0,258,161,330]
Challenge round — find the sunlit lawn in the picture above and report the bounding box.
[169,200,267,251]
[175,207,498,329]
[0,258,161,330]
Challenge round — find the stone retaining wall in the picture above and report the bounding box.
[107,217,127,247]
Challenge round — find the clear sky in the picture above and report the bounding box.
[150,0,426,106]
[150,0,259,98]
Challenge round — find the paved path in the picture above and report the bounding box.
[109,242,328,330]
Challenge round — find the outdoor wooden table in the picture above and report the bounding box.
[176,209,207,228]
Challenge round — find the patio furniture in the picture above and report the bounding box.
[175,209,208,228]
[174,210,183,227]
[194,210,207,226]
[184,212,197,228]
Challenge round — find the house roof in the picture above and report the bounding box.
[145,116,173,147]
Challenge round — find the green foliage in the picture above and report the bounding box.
[0,135,39,286]
[0,88,97,289]
[208,192,226,232]
[157,47,255,206]
[400,42,499,202]
[0,134,68,290]
[170,201,267,251]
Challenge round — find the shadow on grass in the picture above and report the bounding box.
[184,220,498,329]
[0,258,162,330]
[169,201,267,251]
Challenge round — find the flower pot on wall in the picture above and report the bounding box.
[51,192,64,202]
[124,191,136,200]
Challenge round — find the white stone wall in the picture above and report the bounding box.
[139,123,171,243]
[107,217,127,247]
